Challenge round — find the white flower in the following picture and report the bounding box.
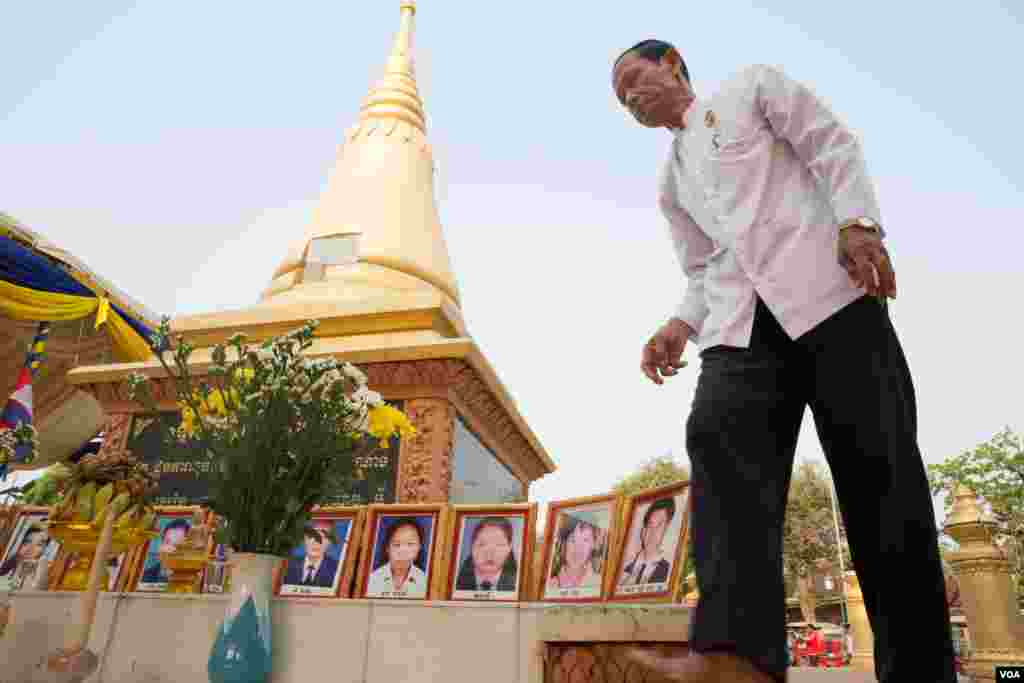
[350,386,382,406]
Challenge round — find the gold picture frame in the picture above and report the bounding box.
[125,505,205,593]
[607,481,691,603]
[0,505,60,590]
[441,503,537,602]
[274,506,365,599]
[355,503,449,600]
[536,493,624,603]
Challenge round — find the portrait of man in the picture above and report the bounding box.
[137,516,191,590]
[279,518,351,596]
[365,514,434,599]
[452,515,524,600]
[0,514,58,590]
[615,488,688,596]
[543,504,611,600]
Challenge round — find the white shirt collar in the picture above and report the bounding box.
[672,100,708,139]
[381,563,423,584]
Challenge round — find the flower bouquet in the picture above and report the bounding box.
[127,318,414,683]
[0,422,38,479]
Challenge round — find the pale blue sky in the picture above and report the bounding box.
[3,2,1022,523]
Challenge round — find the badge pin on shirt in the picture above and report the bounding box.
[706,110,721,151]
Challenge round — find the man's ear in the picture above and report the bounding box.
[660,49,686,82]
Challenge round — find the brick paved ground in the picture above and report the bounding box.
[787,667,877,682]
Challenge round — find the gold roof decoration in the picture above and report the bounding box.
[265,0,462,312]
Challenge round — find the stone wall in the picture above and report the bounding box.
[0,593,691,683]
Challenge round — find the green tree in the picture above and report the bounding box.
[613,455,695,584]
[782,460,851,623]
[613,454,690,496]
[928,427,1024,601]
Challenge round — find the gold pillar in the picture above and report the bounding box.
[943,485,1024,681]
[844,570,875,673]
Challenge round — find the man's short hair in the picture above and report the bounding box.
[643,496,677,527]
[162,518,190,539]
[612,39,690,84]
[304,523,338,546]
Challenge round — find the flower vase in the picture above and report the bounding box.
[208,553,278,683]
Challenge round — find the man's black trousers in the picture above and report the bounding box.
[686,295,956,682]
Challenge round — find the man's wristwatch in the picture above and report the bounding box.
[839,216,881,235]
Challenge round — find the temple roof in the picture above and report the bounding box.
[0,213,160,469]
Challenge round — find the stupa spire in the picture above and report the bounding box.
[360,1,425,133]
[263,0,462,311]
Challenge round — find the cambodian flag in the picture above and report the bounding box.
[0,322,49,479]
[0,366,34,430]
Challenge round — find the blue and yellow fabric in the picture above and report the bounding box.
[0,234,156,362]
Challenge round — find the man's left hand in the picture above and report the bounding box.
[838,227,897,299]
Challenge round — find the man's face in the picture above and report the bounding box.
[612,51,694,129]
[641,507,670,551]
[564,524,596,571]
[160,526,187,553]
[305,526,331,561]
[472,525,512,577]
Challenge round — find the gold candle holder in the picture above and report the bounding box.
[159,549,209,594]
[48,521,157,592]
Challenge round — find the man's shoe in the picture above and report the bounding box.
[624,649,779,682]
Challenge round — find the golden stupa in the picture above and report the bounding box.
[68,1,554,503]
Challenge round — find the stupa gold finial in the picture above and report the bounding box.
[359,1,425,132]
[945,484,985,527]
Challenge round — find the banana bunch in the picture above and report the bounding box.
[49,452,159,533]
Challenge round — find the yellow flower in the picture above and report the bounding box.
[179,403,199,437]
[367,404,416,447]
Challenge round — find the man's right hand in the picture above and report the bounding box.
[641,318,692,385]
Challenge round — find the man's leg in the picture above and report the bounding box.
[802,295,956,683]
[684,300,807,682]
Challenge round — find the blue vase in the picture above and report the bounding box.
[208,553,278,683]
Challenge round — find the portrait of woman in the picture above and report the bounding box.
[543,505,611,600]
[452,515,523,600]
[613,485,689,598]
[365,515,434,599]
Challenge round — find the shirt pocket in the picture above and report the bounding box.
[711,123,769,162]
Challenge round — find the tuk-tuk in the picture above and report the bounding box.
[786,622,847,667]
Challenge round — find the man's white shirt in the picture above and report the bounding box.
[659,64,883,348]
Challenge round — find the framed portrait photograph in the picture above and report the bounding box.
[609,482,691,602]
[277,507,363,598]
[357,504,446,600]
[443,504,536,602]
[538,494,622,603]
[0,506,61,591]
[129,506,203,592]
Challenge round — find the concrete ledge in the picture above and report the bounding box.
[0,592,691,683]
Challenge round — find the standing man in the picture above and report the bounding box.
[611,41,955,683]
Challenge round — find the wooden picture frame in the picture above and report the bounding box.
[537,493,624,603]
[607,481,692,603]
[0,505,63,590]
[275,506,365,599]
[441,503,537,602]
[355,503,448,600]
[125,505,204,592]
